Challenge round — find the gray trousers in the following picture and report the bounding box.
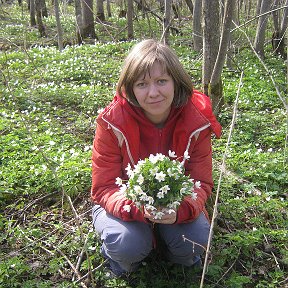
[92,205,210,276]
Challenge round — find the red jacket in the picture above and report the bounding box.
[91,90,221,223]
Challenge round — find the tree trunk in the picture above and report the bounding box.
[35,0,47,37]
[162,0,172,45]
[29,0,37,26]
[280,0,288,35]
[75,0,84,44]
[54,0,63,51]
[83,0,97,38]
[127,0,134,39]
[254,0,273,58]
[210,0,236,114]
[184,0,193,15]
[96,0,105,21]
[272,0,280,31]
[202,0,220,95]
[272,0,288,58]
[107,0,112,17]
[193,0,202,52]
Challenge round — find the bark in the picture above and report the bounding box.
[83,0,97,38]
[54,0,63,51]
[29,0,36,26]
[162,0,172,45]
[272,0,288,58]
[193,0,202,52]
[280,0,288,35]
[127,0,134,39]
[211,0,235,84]
[202,0,220,95]
[96,0,105,21]
[210,0,236,114]
[107,0,112,17]
[35,0,47,37]
[272,0,280,30]
[254,0,273,58]
[75,0,84,44]
[184,0,194,15]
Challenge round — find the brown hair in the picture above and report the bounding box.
[116,39,193,107]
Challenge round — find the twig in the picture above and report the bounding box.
[182,235,208,251]
[231,5,288,33]
[200,71,244,288]
[73,259,108,285]
[263,234,281,269]
[215,249,241,285]
[72,231,90,281]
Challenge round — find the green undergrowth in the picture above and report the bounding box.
[1,2,287,288]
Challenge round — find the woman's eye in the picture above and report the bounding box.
[158,79,167,85]
[136,82,146,88]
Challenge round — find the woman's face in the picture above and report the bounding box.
[132,62,175,126]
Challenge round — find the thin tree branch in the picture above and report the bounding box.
[231,5,288,32]
[200,71,244,288]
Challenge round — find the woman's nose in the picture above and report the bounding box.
[148,83,158,97]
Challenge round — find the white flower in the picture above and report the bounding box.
[147,196,154,205]
[191,192,198,200]
[137,174,144,184]
[145,204,157,211]
[125,163,134,177]
[168,150,177,158]
[134,185,144,194]
[167,168,174,177]
[153,211,165,219]
[150,167,159,175]
[160,185,170,193]
[149,154,159,164]
[155,171,166,182]
[123,205,131,212]
[195,181,201,189]
[157,191,165,198]
[168,201,180,209]
[115,177,123,186]
[119,184,127,194]
[180,187,188,195]
[167,209,176,214]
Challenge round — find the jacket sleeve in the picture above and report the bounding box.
[176,128,213,223]
[91,120,147,222]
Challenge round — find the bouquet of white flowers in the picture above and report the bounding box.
[115,150,200,219]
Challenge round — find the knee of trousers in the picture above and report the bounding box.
[102,226,153,263]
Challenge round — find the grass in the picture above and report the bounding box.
[0,2,287,288]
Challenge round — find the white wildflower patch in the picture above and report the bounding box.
[115,152,197,219]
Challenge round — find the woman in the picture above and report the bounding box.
[91,39,221,277]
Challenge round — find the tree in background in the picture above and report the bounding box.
[75,0,97,44]
[202,0,220,102]
[271,0,288,58]
[162,0,172,44]
[208,0,236,115]
[96,0,105,21]
[127,0,134,39]
[254,0,273,58]
[192,0,202,52]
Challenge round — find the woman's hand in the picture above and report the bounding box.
[144,208,177,224]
